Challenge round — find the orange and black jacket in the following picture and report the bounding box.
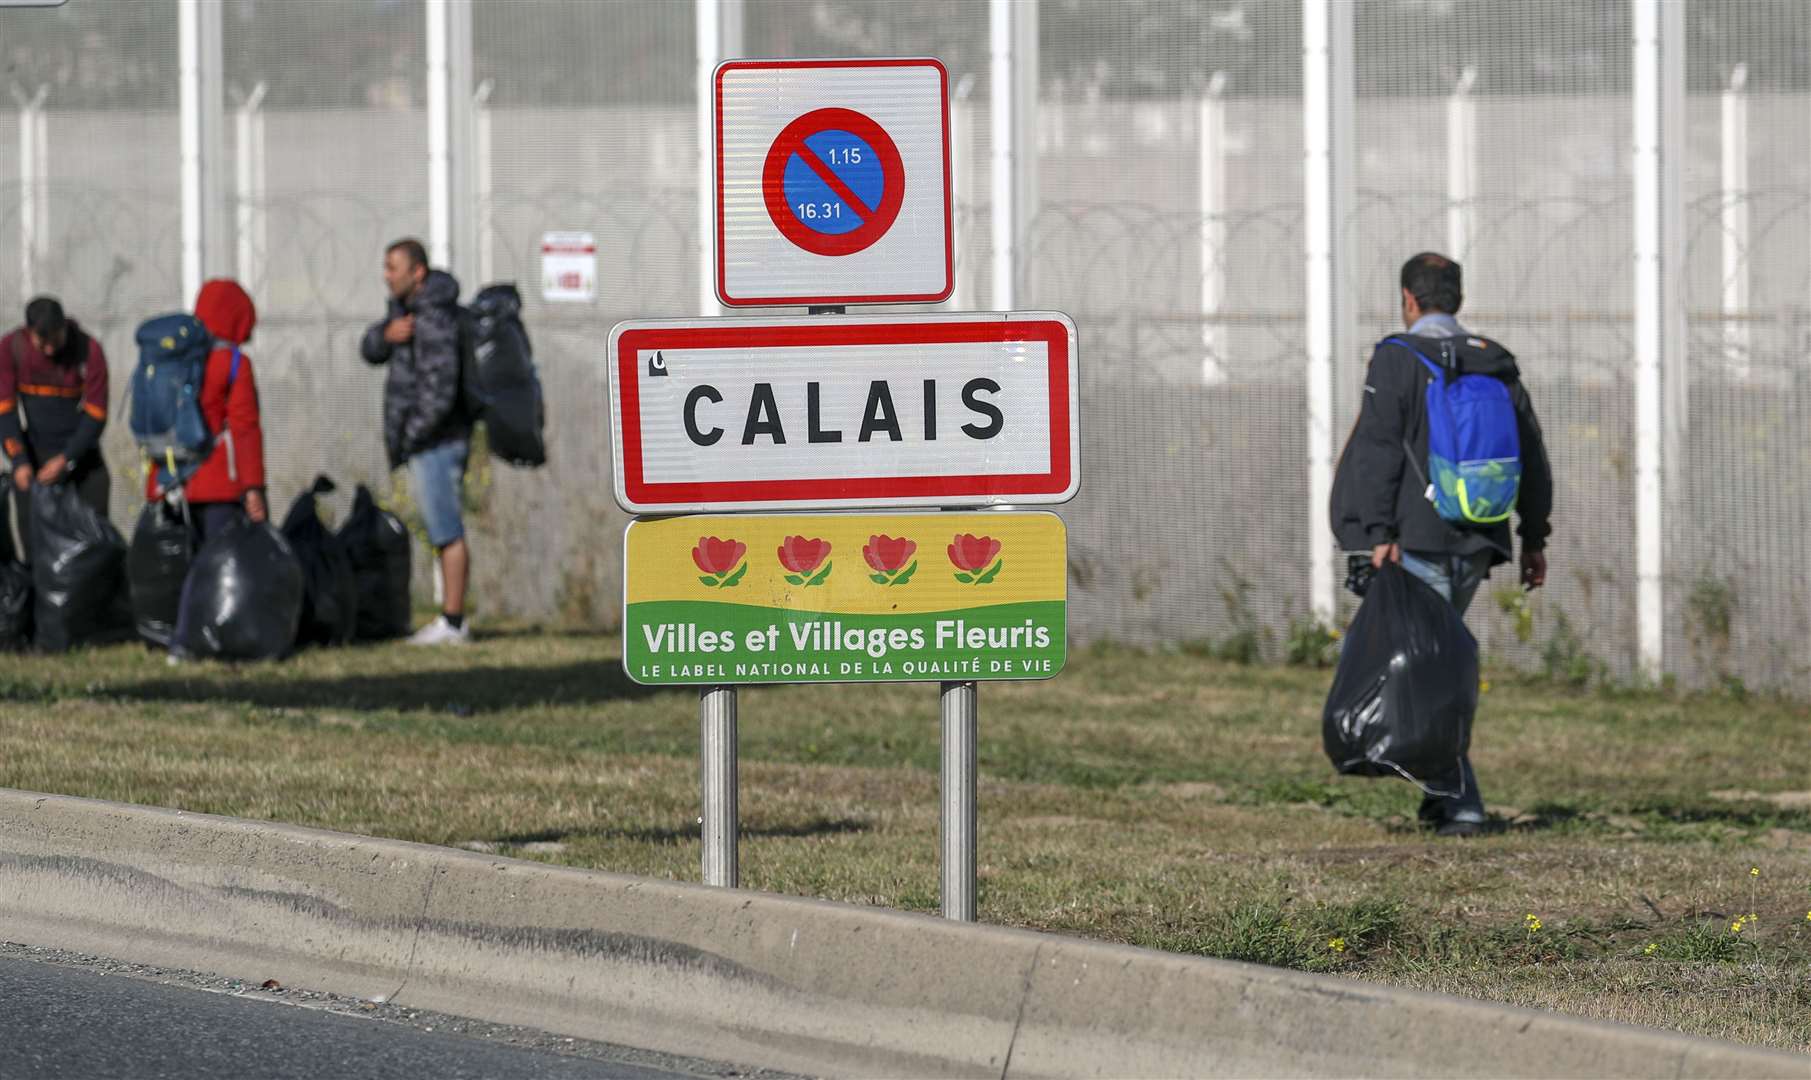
[0,321,109,471]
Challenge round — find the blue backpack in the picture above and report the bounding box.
[1385,335,1522,526]
[130,313,240,490]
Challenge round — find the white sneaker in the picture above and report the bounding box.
[408,615,470,647]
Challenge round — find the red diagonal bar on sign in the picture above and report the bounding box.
[797,142,876,218]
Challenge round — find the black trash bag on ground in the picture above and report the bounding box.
[30,483,133,652]
[173,520,304,661]
[1322,562,1478,794]
[467,283,546,468]
[338,484,412,642]
[128,500,195,647]
[0,561,32,651]
[281,475,358,647]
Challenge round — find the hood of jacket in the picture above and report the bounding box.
[195,278,257,345]
[1390,331,1520,381]
[409,269,462,314]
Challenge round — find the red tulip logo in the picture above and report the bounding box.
[778,535,832,586]
[863,534,918,586]
[948,534,1003,585]
[692,536,748,588]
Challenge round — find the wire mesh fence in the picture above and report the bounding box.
[2,0,1808,688]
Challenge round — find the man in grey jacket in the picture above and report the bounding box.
[361,238,473,646]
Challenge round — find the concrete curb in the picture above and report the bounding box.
[0,788,1803,1078]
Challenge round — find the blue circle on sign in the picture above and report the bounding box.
[781,129,883,236]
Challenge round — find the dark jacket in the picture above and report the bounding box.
[1331,330,1552,566]
[360,269,471,469]
[0,320,109,472]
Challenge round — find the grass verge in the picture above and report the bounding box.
[1,633,1808,1052]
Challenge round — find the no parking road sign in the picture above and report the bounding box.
[716,58,951,307]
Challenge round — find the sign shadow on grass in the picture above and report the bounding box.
[108,660,686,716]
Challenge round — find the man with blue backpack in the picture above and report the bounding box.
[1332,252,1553,836]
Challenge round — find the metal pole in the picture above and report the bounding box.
[699,686,738,888]
[475,78,494,285]
[1721,64,1749,380]
[426,0,448,270]
[1445,66,1477,267]
[13,84,48,302]
[939,680,977,921]
[235,82,267,294]
[696,0,743,316]
[1631,0,1666,682]
[179,0,223,302]
[1199,72,1227,386]
[989,0,1037,311]
[1302,0,1349,626]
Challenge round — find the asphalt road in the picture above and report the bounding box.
[0,949,776,1080]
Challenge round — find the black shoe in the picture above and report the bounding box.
[1417,796,1444,828]
[1435,818,1482,838]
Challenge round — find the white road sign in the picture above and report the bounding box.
[606,312,1079,513]
[540,231,597,303]
[715,58,952,308]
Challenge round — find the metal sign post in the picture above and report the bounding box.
[699,685,738,887]
[939,680,978,921]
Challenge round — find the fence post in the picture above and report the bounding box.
[1302,0,1352,627]
[234,82,267,296]
[1446,66,1477,268]
[179,0,225,304]
[1199,71,1227,386]
[474,78,494,285]
[1632,0,1683,683]
[11,84,48,302]
[696,0,743,316]
[426,0,474,279]
[1721,64,1750,379]
[989,0,1037,311]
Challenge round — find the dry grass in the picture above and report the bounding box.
[2,634,1809,1052]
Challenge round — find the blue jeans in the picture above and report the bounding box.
[408,438,468,549]
[1400,550,1492,824]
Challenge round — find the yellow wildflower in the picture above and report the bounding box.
[1480,679,1491,694]
[1750,866,1760,878]
[1643,942,1658,956]
[1327,937,1347,953]
[1524,913,1542,934]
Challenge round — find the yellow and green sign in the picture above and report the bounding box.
[624,512,1066,685]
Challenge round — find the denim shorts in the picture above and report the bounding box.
[408,438,468,548]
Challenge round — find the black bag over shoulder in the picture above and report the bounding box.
[0,561,31,651]
[466,283,546,468]
[31,483,133,652]
[1322,562,1478,795]
[173,520,304,661]
[337,484,412,642]
[281,476,358,647]
[128,500,195,648]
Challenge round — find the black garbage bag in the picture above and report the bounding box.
[127,500,195,647]
[467,283,546,467]
[173,520,304,661]
[281,476,358,647]
[337,484,412,642]
[1322,562,1478,794]
[30,483,133,652]
[0,561,31,651]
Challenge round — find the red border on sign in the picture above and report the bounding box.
[616,319,1071,508]
[762,108,905,257]
[715,58,954,307]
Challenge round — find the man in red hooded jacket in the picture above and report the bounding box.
[145,279,267,536]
